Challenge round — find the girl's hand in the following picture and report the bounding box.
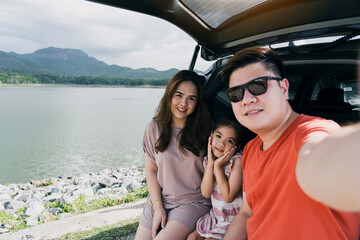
[152,201,166,238]
[207,135,215,166]
[215,147,236,168]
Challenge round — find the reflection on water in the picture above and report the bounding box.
[0,86,164,184]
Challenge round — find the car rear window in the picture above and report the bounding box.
[179,0,269,29]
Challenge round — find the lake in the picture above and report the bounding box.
[0,86,164,184]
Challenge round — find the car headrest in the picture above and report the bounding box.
[316,88,344,103]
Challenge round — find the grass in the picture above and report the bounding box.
[73,186,148,214]
[59,216,140,240]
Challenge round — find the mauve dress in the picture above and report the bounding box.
[139,121,211,230]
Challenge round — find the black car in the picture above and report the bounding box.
[88,0,360,142]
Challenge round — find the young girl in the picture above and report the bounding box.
[188,118,243,240]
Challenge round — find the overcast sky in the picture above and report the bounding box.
[0,0,211,71]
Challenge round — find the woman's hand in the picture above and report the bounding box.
[152,201,167,238]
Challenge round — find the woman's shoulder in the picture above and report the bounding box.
[145,120,160,131]
[143,120,162,139]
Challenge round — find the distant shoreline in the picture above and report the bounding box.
[0,83,166,88]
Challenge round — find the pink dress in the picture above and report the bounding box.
[196,152,243,239]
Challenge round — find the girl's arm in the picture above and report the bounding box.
[201,136,215,198]
[145,154,166,238]
[201,160,214,198]
[214,154,243,203]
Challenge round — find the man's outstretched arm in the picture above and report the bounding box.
[297,124,360,212]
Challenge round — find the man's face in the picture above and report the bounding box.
[229,62,290,135]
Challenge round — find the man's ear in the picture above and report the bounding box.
[280,78,290,100]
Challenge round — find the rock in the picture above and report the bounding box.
[62,195,77,204]
[112,171,123,180]
[0,165,147,232]
[0,227,9,234]
[21,235,35,240]
[14,192,32,203]
[51,186,60,194]
[3,200,26,211]
[58,213,72,220]
[25,199,45,217]
[112,187,128,195]
[25,215,38,226]
[0,194,12,202]
[3,219,18,229]
[39,210,56,223]
[96,188,112,195]
[92,184,102,193]
[71,188,94,197]
[98,177,113,188]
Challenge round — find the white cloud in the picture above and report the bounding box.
[0,0,212,71]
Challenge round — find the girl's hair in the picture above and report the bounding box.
[212,118,242,147]
[153,70,211,156]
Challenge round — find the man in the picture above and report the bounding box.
[221,47,360,239]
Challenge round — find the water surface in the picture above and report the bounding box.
[0,86,164,184]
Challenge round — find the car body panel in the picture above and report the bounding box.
[88,0,360,60]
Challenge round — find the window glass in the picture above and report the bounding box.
[180,0,268,28]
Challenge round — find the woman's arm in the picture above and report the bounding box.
[214,151,242,203]
[297,124,360,212]
[145,154,167,238]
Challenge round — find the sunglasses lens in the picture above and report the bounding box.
[248,79,267,96]
[227,87,244,102]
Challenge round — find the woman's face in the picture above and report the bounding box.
[211,125,237,159]
[170,81,198,127]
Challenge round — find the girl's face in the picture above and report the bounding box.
[211,125,237,159]
[170,81,198,127]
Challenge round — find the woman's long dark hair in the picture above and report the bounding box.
[153,70,211,156]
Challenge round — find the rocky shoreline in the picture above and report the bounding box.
[0,165,146,234]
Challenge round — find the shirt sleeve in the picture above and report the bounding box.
[142,121,157,164]
[294,117,340,153]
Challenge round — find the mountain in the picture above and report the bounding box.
[0,47,179,79]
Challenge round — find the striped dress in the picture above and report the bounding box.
[196,152,243,239]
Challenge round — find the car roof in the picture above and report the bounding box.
[88,0,360,60]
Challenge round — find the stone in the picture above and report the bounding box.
[14,192,31,203]
[43,194,64,205]
[0,194,12,202]
[96,188,112,195]
[98,177,113,188]
[21,235,35,240]
[25,199,45,217]
[51,186,60,194]
[39,210,55,223]
[58,213,72,220]
[92,184,102,193]
[0,227,9,234]
[71,188,94,197]
[3,200,26,211]
[25,215,38,226]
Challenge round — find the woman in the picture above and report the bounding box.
[135,70,212,240]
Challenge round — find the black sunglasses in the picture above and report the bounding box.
[226,76,282,103]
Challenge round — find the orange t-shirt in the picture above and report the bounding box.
[242,114,360,240]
